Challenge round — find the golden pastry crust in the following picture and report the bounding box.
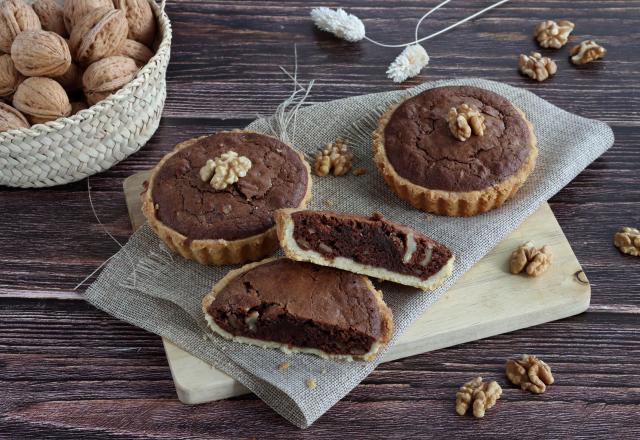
[202,257,394,361]
[142,131,312,265]
[373,100,538,217]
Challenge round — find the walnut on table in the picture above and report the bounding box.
[199,150,252,190]
[570,40,606,65]
[509,241,552,277]
[506,354,554,394]
[314,138,354,177]
[535,19,575,49]
[614,226,640,257]
[519,52,557,82]
[447,103,485,142]
[455,376,502,418]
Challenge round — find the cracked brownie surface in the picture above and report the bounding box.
[151,132,309,240]
[383,86,531,192]
[207,259,385,355]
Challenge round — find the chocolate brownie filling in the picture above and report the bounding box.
[151,132,308,241]
[383,85,531,192]
[290,211,453,280]
[207,259,383,355]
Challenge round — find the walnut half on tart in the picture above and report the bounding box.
[276,209,454,291]
[142,131,312,265]
[373,86,538,216]
[202,258,394,361]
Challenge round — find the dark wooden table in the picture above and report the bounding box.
[2,1,639,438]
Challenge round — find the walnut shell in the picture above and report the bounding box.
[63,0,114,34]
[113,0,157,47]
[69,7,128,65]
[0,0,42,53]
[13,76,71,124]
[117,38,153,67]
[0,101,29,132]
[54,62,82,92]
[82,55,138,105]
[0,54,24,98]
[11,30,72,77]
[32,0,67,37]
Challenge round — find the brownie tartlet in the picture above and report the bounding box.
[142,131,312,265]
[276,209,454,291]
[373,86,538,216]
[202,258,394,361]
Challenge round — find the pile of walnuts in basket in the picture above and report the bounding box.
[0,0,157,132]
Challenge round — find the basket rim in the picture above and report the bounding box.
[0,0,172,142]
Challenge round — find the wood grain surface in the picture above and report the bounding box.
[1,0,639,438]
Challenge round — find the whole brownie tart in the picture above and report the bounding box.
[202,258,394,361]
[276,209,454,291]
[142,131,312,265]
[373,86,538,216]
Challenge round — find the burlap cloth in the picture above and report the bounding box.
[85,78,614,428]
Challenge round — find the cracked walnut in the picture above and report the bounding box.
[314,138,354,176]
[614,226,640,257]
[570,40,606,65]
[199,151,252,190]
[448,104,485,142]
[535,20,575,49]
[455,377,502,418]
[519,52,557,82]
[510,241,552,277]
[506,354,554,394]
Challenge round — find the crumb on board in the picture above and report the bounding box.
[321,368,327,374]
[352,167,367,176]
[306,378,317,390]
[278,362,290,370]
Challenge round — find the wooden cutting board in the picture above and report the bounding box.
[123,171,590,404]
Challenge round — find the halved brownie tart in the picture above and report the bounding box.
[276,209,455,291]
[202,258,394,361]
[373,85,538,216]
[142,131,311,265]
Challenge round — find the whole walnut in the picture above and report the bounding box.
[113,0,157,47]
[13,76,71,124]
[82,55,138,105]
[0,54,24,98]
[0,101,30,132]
[54,62,82,93]
[11,30,71,77]
[63,0,114,34]
[32,0,67,37]
[0,0,42,53]
[118,38,153,67]
[69,7,128,65]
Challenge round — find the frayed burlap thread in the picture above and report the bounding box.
[85,78,614,428]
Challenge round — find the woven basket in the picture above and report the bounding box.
[0,0,172,188]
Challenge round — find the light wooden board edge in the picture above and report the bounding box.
[123,171,590,404]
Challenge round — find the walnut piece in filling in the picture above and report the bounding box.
[519,52,557,82]
[314,138,354,176]
[506,354,554,394]
[570,40,606,65]
[455,376,502,418]
[535,19,575,49]
[510,241,552,277]
[614,226,640,257]
[447,103,485,142]
[199,150,252,190]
